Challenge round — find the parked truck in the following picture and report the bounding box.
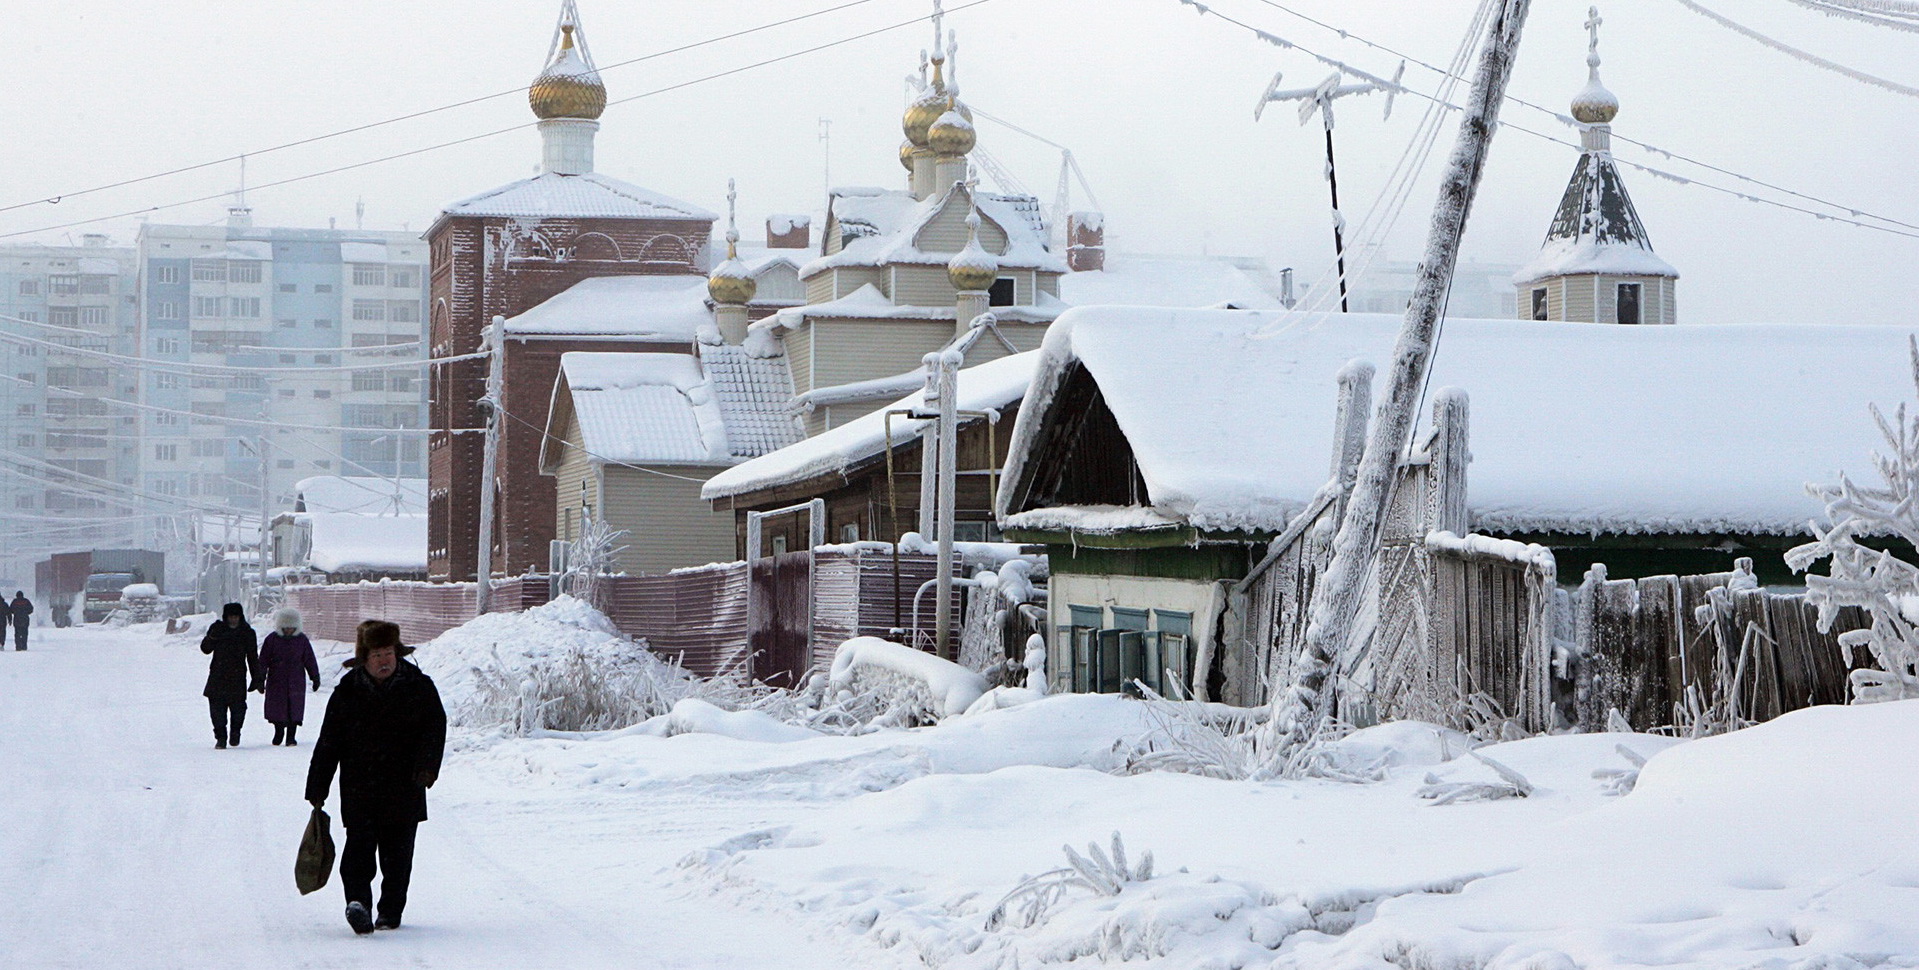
[35,550,166,625]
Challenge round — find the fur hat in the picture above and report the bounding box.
[272,607,302,633]
[221,602,246,620]
[346,619,413,668]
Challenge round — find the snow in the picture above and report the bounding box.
[1059,255,1287,310]
[803,185,1066,279]
[767,213,812,235]
[294,475,427,515]
[302,512,427,573]
[13,622,1919,968]
[828,637,990,719]
[1513,233,1679,284]
[440,171,717,222]
[1001,306,1919,537]
[503,274,712,339]
[338,241,388,264]
[552,352,733,466]
[703,350,1037,500]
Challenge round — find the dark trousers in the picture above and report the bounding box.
[208,698,245,741]
[340,821,419,922]
[12,623,25,650]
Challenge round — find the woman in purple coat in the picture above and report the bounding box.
[260,607,322,746]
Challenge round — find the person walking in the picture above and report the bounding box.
[201,603,261,749]
[10,592,32,650]
[260,607,321,746]
[0,595,12,647]
[306,620,445,934]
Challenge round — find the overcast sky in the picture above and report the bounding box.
[2,0,1914,325]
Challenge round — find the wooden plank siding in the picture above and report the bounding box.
[598,464,737,576]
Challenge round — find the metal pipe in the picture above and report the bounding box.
[933,353,959,658]
[474,314,505,616]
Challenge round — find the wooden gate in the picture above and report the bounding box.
[749,550,813,687]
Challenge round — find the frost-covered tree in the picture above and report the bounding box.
[1786,336,1919,703]
[562,513,628,609]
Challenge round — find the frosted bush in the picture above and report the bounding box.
[463,643,693,734]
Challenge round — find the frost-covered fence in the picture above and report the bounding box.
[285,576,550,644]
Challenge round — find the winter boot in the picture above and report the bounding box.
[374,915,401,931]
[345,902,374,935]
[272,724,285,746]
[285,725,299,746]
[215,737,227,750]
[228,728,241,748]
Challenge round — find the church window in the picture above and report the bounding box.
[1531,288,1548,321]
[989,277,1017,307]
[1616,283,1642,325]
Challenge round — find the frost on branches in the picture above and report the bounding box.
[1787,335,1919,704]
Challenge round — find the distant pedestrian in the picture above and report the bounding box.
[9,592,31,650]
[201,603,261,749]
[306,620,446,935]
[260,607,321,746]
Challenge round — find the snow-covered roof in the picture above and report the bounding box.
[504,275,712,341]
[304,512,427,574]
[1514,152,1676,285]
[1001,307,1919,538]
[293,476,427,516]
[441,171,717,222]
[756,284,1065,337]
[700,343,803,459]
[802,184,1065,279]
[1059,256,1286,310]
[339,242,389,264]
[704,351,1038,501]
[548,353,733,467]
[221,241,272,261]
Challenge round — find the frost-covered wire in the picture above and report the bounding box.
[1782,0,1919,32]
[1668,0,1919,97]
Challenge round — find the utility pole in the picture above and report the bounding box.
[1257,63,1404,313]
[473,314,506,616]
[931,350,959,660]
[1269,0,1533,760]
[818,118,832,200]
[253,431,270,614]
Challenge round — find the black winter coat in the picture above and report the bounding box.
[200,621,260,701]
[10,597,30,628]
[305,660,447,828]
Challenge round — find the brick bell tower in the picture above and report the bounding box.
[426,0,715,580]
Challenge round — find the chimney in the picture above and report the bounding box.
[765,214,811,249]
[1066,211,1105,272]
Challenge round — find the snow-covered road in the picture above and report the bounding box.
[0,624,892,970]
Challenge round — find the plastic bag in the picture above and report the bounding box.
[295,806,336,895]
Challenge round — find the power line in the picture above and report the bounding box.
[0,0,1001,240]
[0,0,893,218]
[1667,0,1919,97]
[0,319,477,376]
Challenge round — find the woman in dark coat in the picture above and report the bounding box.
[307,620,446,934]
[201,602,261,749]
[260,607,321,746]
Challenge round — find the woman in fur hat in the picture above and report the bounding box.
[259,607,321,746]
[201,602,260,748]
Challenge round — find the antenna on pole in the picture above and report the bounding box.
[1255,62,1404,312]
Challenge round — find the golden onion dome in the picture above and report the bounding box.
[948,211,999,292]
[927,100,976,157]
[1570,76,1618,125]
[899,140,920,171]
[529,26,607,121]
[902,58,950,147]
[708,235,757,305]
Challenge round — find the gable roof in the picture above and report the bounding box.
[703,350,1038,502]
[544,353,734,469]
[503,275,713,341]
[1002,307,1917,538]
[440,171,717,223]
[699,343,804,458]
[802,183,1066,279]
[1514,152,1677,285]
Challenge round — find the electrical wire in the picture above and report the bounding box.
[1784,0,1919,32]
[0,0,1001,240]
[492,402,720,484]
[0,0,893,218]
[1667,0,1919,97]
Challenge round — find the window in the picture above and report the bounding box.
[16,434,32,448]
[313,389,331,399]
[278,389,296,398]
[277,459,296,469]
[278,354,296,364]
[388,373,413,393]
[155,337,180,354]
[154,412,179,426]
[839,522,859,543]
[191,439,224,457]
[388,301,419,323]
[989,277,1017,307]
[1616,282,1642,326]
[13,373,32,385]
[315,354,334,364]
[228,262,262,284]
[278,283,297,293]
[1531,288,1548,321]
[155,301,181,320]
[16,404,34,417]
[15,310,38,323]
[771,535,788,555]
[315,318,333,328]
[49,307,78,327]
[16,494,35,509]
[190,260,226,283]
[389,268,417,288]
[17,279,38,296]
[154,265,181,284]
[46,367,108,387]
[228,296,261,318]
[153,480,178,497]
[352,300,387,322]
[351,264,387,287]
[50,274,78,295]
[278,318,297,328]
[352,370,385,392]
[193,296,225,318]
[314,284,333,293]
[79,306,108,326]
[154,444,177,461]
[156,373,180,390]
[79,275,112,295]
